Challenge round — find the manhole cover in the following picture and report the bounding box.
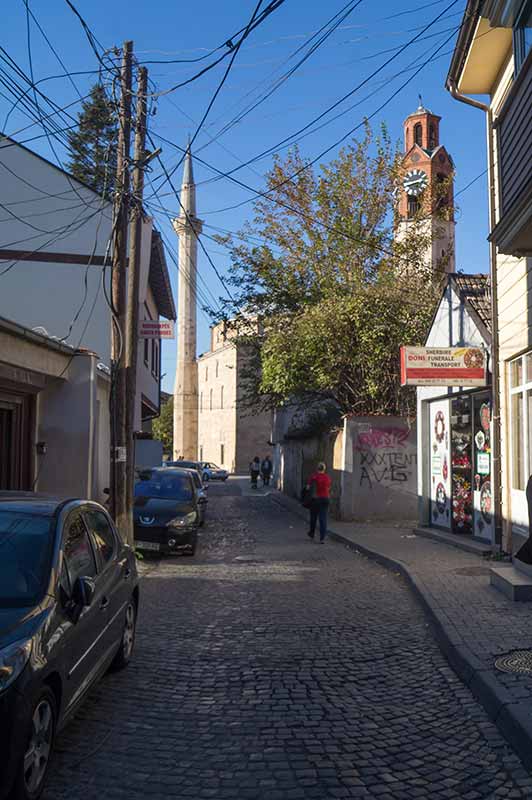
[453,566,491,576]
[495,650,532,675]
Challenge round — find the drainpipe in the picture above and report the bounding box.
[447,79,503,550]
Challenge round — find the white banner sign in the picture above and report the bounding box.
[139,320,175,339]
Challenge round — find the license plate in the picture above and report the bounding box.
[136,540,160,552]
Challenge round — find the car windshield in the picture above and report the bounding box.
[209,464,220,470]
[0,511,54,607]
[135,473,193,501]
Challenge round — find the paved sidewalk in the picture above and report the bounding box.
[272,490,532,770]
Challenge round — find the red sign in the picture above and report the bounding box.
[139,320,175,339]
[400,346,486,387]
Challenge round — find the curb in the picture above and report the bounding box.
[272,491,532,771]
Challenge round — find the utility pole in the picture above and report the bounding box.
[124,65,148,544]
[110,41,132,537]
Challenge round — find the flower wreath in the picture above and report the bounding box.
[464,348,484,369]
[434,410,445,443]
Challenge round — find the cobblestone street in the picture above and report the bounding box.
[43,481,532,799]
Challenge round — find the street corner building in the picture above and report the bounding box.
[415,274,493,543]
[446,0,532,555]
[0,135,176,499]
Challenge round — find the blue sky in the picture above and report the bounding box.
[2,0,489,393]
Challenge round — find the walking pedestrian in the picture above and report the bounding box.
[306,462,331,543]
[249,456,261,489]
[261,455,273,486]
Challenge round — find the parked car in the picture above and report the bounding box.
[201,462,229,482]
[0,493,139,800]
[181,468,208,526]
[133,468,200,556]
[163,460,204,484]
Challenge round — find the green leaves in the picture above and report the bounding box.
[215,123,440,416]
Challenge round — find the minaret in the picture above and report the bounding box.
[172,145,203,459]
[396,101,455,274]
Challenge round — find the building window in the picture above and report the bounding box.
[205,366,208,382]
[200,392,203,412]
[407,195,420,218]
[220,443,225,465]
[200,446,203,462]
[513,1,532,73]
[414,122,422,147]
[210,389,213,411]
[216,361,219,378]
[509,352,532,491]
[220,386,224,409]
[429,123,436,149]
[143,303,151,366]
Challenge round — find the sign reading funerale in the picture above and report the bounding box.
[400,346,487,387]
[139,320,175,339]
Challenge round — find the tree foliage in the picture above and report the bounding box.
[152,396,173,454]
[66,84,118,196]
[215,123,445,417]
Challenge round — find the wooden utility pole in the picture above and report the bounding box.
[110,40,132,537]
[124,66,148,544]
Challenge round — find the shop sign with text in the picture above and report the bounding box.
[139,320,175,339]
[400,346,487,387]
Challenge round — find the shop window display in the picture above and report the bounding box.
[451,396,473,534]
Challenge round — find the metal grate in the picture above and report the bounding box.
[495,650,532,675]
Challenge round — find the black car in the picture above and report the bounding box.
[0,494,139,800]
[164,460,204,484]
[133,467,200,556]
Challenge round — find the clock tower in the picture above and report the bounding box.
[396,101,455,274]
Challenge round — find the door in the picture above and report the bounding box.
[83,506,131,648]
[59,510,110,714]
[0,392,32,490]
[472,394,493,542]
[450,396,473,534]
[430,399,451,529]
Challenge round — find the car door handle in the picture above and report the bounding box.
[100,596,109,611]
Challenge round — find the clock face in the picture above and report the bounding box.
[403,169,428,197]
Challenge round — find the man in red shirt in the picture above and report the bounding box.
[306,462,332,543]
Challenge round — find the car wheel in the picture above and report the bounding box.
[111,599,137,671]
[12,686,57,800]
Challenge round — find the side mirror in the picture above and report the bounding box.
[203,483,209,490]
[198,496,207,505]
[72,576,96,613]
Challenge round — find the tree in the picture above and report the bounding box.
[215,123,444,418]
[66,84,118,196]
[152,396,173,455]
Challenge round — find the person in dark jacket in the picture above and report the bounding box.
[261,456,273,486]
[306,462,332,543]
[250,457,261,489]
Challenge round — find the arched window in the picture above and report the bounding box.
[408,196,420,218]
[414,122,423,147]
[209,389,213,410]
[429,123,436,149]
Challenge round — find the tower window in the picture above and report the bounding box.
[414,123,423,147]
[436,173,449,208]
[429,124,436,149]
[209,389,213,410]
[220,386,224,409]
[205,366,208,382]
[200,392,203,412]
[408,196,420,218]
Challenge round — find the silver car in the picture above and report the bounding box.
[201,462,229,482]
[181,468,208,526]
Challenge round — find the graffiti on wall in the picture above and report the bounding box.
[355,426,417,490]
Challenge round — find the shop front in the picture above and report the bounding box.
[408,274,493,544]
[428,390,493,541]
